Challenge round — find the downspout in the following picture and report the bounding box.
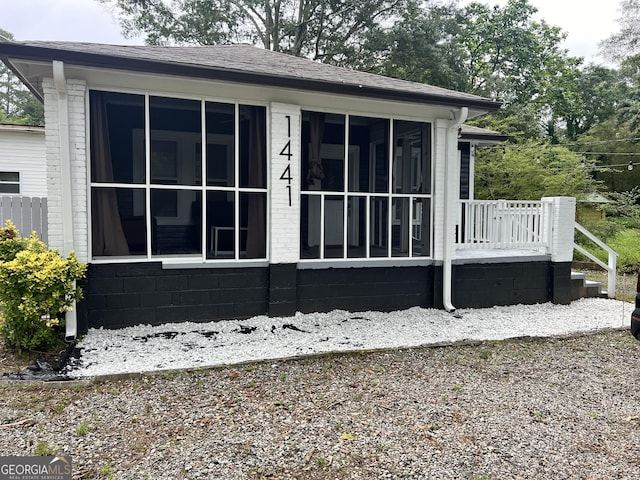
[442,107,468,312]
[53,61,77,341]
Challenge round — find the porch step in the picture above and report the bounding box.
[571,272,607,300]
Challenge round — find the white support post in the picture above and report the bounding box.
[52,61,79,341]
[269,103,301,264]
[542,196,576,262]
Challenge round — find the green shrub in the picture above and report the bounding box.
[607,229,640,273]
[0,220,27,262]
[0,222,86,353]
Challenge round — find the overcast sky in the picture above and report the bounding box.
[1,0,621,64]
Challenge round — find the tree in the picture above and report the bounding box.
[600,0,640,63]
[454,0,569,104]
[474,144,599,201]
[0,29,44,125]
[576,120,640,195]
[361,2,468,90]
[98,0,409,66]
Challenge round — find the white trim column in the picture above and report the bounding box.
[542,196,576,262]
[269,103,301,264]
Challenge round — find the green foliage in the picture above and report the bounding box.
[474,144,598,200]
[600,0,640,63]
[456,0,569,104]
[0,28,44,125]
[0,220,27,262]
[34,441,56,456]
[607,229,640,271]
[363,3,468,90]
[469,105,546,143]
[577,217,622,243]
[76,422,92,436]
[577,121,640,194]
[0,222,86,353]
[98,0,408,66]
[600,187,640,218]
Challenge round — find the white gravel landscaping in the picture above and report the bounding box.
[67,297,632,378]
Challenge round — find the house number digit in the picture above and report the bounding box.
[280,115,293,207]
[279,164,292,182]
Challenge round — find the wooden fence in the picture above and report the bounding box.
[0,196,48,244]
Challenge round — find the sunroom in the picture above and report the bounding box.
[0,41,580,337]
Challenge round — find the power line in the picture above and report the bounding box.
[475,161,640,174]
[572,151,639,156]
[477,136,640,151]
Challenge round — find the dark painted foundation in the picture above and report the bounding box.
[78,260,573,331]
[451,261,571,308]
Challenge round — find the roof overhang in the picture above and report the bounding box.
[0,42,502,113]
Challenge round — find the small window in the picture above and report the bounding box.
[0,172,20,194]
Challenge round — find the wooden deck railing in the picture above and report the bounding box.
[457,200,552,251]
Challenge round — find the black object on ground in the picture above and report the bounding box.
[1,342,77,382]
[631,264,640,340]
[282,324,308,333]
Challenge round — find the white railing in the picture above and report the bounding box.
[573,223,618,298]
[457,200,552,250]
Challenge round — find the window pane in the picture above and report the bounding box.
[150,140,177,184]
[412,198,431,257]
[240,192,266,259]
[206,102,235,187]
[151,189,201,255]
[393,120,431,194]
[300,195,320,259]
[0,183,19,194]
[324,195,344,258]
[392,197,410,257]
[347,196,366,258]
[92,187,146,256]
[348,116,389,193]
[302,111,345,192]
[150,96,201,186]
[0,172,19,182]
[206,191,235,259]
[370,197,388,257]
[239,105,267,188]
[90,91,145,184]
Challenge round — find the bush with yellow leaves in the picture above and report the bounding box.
[0,220,86,353]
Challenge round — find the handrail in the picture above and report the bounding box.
[574,222,618,298]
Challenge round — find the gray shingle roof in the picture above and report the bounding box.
[459,124,508,141]
[0,41,500,111]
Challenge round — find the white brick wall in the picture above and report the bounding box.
[42,77,88,261]
[269,103,301,264]
[542,196,576,262]
[43,78,62,252]
[432,118,450,261]
[68,80,88,262]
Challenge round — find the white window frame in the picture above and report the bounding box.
[0,172,20,194]
[89,90,269,264]
[300,112,433,262]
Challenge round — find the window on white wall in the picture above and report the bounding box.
[89,90,267,261]
[300,111,432,260]
[0,172,20,194]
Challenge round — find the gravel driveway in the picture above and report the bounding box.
[1,329,639,479]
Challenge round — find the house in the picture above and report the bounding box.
[0,123,46,196]
[0,41,578,339]
[0,123,48,241]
